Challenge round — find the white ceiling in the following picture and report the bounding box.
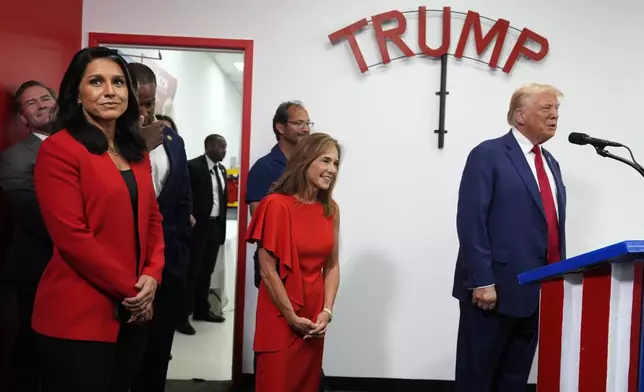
[210,51,244,93]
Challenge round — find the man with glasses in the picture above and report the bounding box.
[246,101,312,222]
[246,101,327,392]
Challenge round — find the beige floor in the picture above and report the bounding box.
[167,309,234,381]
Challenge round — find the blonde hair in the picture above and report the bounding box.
[507,83,563,126]
[270,133,342,217]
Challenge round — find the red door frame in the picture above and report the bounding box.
[88,32,253,387]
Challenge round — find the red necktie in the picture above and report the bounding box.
[532,146,560,263]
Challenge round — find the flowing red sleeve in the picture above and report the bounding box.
[245,195,304,313]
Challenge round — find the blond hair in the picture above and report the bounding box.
[507,83,563,126]
[270,133,342,217]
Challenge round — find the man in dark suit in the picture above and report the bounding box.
[453,83,567,392]
[177,134,228,335]
[0,188,14,392]
[0,80,56,392]
[126,63,193,392]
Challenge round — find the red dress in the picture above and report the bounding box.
[246,193,335,392]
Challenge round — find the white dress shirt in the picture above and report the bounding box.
[511,128,558,218]
[33,132,48,141]
[149,144,170,197]
[206,155,226,218]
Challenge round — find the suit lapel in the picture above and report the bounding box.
[504,133,546,219]
[218,165,227,216]
[24,133,43,155]
[157,128,175,200]
[543,148,567,258]
[543,149,566,222]
[219,165,226,195]
[201,156,213,195]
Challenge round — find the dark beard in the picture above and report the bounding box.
[285,134,302,146]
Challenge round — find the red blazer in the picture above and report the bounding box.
[33,130,165,342]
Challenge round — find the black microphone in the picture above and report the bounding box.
[568,132,623,148]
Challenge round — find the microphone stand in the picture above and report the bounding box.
[594,145,644,178]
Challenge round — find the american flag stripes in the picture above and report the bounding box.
[518,241,644,392]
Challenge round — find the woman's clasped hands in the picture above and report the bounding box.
[286,311,331,340]
[122,274,158,324]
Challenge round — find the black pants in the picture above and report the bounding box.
[455,301,538,392]
[10,280,40,392]
[0,282,18,392]
[132,274,183,392]
[37,322,147,392]
[185,219,222,318]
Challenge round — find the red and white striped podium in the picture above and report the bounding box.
[519,241,644,392]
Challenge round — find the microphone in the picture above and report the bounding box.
[568,132,623,148]
[571,132,644,179]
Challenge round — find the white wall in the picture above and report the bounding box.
[84,0,644,382]
[113,46,243,166]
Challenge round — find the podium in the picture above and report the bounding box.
[518,240,644,392]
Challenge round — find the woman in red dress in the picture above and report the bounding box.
[246,132,341,392]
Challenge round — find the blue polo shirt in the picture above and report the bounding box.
[246,144,287,287]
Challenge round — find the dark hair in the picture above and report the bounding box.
[13,80,57,113]
[52,47,146,163]
[156,114,177,133]
[204,134,225,149]
[126,62,157,86]
[272,100,304,141]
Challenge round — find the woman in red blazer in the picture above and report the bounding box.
[33,47,165,392]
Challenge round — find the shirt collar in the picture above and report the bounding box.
[512,127,539,155]
[270,143,287,165]
[32,131,48,141]
[205,154,217,170]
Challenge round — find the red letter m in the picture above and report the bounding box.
[454,11,509,69]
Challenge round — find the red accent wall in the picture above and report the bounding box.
[0,0,83,151]
[0,1,82,390]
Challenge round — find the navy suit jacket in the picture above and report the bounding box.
[156,127,192,280]
[452,131,567,318]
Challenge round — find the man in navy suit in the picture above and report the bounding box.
[453,83,566,391]
[127,63,192,392]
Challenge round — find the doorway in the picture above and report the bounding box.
[88,33,252,387]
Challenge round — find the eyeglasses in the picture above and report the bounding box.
[287,121,314,129]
